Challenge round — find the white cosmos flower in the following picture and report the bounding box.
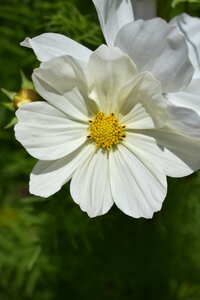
[132,0,157,20]
[168,13,200,118]
[15,0,200,218]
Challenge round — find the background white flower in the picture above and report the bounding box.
[132,0,157,20]
[15,0,200,218]
[169,14,200,118]
[20,0,200,135]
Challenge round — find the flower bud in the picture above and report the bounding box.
[13,88,39,110]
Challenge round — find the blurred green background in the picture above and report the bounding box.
[0,0,200,299]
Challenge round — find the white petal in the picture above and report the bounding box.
[171,14,200,79]
[121,103,156,129]
[15,102,88,160]
[33,56,98,122]
[70,149,113,217]
[152,128,200,175]
[150,128,200,175]
[109,144,167,218]
[166,104,200,139]
[92,0,134,47]
[34,55,86,95]
[21,33,92,63]
[125,131,200,177]
[120,72,167,128]
[133,0,157,20]
[30,143,95,198]
[87,45,138,114]
[167,78,200,117]
[115,18,194,93]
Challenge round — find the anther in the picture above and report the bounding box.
[88,112,126,150]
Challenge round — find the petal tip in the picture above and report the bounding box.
[20,37,31,48]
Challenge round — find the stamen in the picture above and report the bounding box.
[88,112,126,151]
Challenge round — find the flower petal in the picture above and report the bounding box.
[21,33,92,63]
[34,55,86,95]
[151,128,200,175]
[87,45,138,114]
[33,55,98,122]
[120,72,167,129]
[109,144,167,218]
[115,18,194,93]
[133,0,157,20]
[171,13,200,79]
[121,103,157,129]
[92,0,134,47]
[167,78,200,116]
[30,143,95,198]
[70,149,113,217]
[166,104,200,139]
[125,130,200,178]
[15,102,88,160]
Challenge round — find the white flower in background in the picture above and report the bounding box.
[15,0,200,218]
[169,13,200,118]
[132,0,157,20]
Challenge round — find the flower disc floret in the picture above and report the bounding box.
[88,112,126,150]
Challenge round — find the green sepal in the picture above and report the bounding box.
[1,88,16,101]
[20,70,34,89]
[4,117,17,129]
[2,102,15,111]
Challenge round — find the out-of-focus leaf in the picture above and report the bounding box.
[172,0,200,8]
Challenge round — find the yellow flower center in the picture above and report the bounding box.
[87,112,126,151]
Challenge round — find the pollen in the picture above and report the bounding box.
[88,112,126,151]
